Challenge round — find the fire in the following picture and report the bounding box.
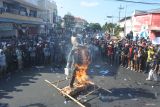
[61,64,93,95]
[75,64,93,86]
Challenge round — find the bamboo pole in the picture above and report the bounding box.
[96,85,112,93]
[78,87,100,101]
[45,79,86,107]
[51,78,71,84]
[91,83,112,93]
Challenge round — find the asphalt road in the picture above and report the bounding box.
[0,61,160,107]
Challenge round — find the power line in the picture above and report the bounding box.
[106,0,160,5]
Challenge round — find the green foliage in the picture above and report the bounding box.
[88,23,102,32]
[63,14,75,30]
[102,22,123,36]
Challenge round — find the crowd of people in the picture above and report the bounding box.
[90,34,160,81]
[0,32,160,82]
[0,35,70,77]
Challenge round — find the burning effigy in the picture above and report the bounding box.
[63,34,94,95]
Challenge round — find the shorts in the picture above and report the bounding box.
[137,58,142,64]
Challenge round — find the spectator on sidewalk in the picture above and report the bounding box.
[36,43,43,66]
[107,42,114,66]
[133,48,138,72]
[137,46,142,72]
[16,47,23,71]
[0,49,6,76]
[146,56,159,81]
[114,43,121,66]
[145,46,154,73]
[141,47,148,72]
[49,42,55,65]
[128,44,134,70]
[123,43,129,68]
[43,44,50,65]
[29,45,36,66]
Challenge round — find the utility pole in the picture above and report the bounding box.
[124,5,127,37]
[118,5,124,21]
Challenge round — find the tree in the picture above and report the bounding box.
[102,22,123,37]
[114,25,123,37]
[102,22,115,34]
[88,23,102,32]
[63,14,75,32]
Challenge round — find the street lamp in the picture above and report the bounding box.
[107,16,113,23]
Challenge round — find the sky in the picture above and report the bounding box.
[54,0,160,25]
[28,0,160,25]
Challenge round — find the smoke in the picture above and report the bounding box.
[64,42,72,61]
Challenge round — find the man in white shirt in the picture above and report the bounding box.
[16,48,22,70]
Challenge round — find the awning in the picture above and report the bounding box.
[0,18,44,25]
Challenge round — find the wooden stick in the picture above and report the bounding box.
[51,78,71,84]
[45,79,86,107]
[97,85,112,93]
[78,87,100,101]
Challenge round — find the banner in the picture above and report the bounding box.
[152,37,160,44]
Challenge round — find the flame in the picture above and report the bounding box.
[75,64,93,86]
[61,64,93,94]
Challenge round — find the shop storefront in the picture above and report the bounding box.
[0,18,44,39]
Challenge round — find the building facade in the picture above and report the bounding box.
[37,0,57,24]
[119,16,132,38]
[0,0,45,38]
[119,9,160,44]
[132,10,160,44]
[37,0,58,35]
